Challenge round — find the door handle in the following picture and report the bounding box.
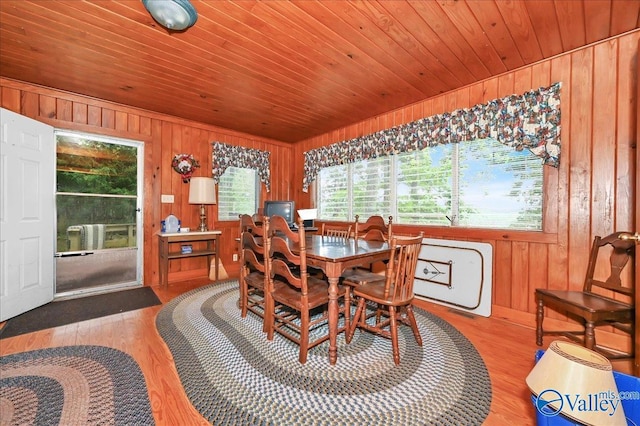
[618,232,639,242]
[55,251,95,258]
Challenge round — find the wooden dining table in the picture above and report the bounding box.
[294,234,391,365]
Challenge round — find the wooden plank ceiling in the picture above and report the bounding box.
[1,0,639,143]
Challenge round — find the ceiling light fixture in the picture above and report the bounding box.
[142,0,198,31]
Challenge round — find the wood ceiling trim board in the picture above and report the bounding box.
[492,0,544,65]
[268,0,444,100]
[396,1,479,87]
[522,1,564,59]
[408,0,492,81]
[0,51,321,137]
[0,19,340,132]
[554,0,588,51]
[221,1,398,108]
[239,2,377,97]
[377,0,473,90]
[0,28,324,128]
[338,0,453,94]
[287,0,429,101]
[58,1,352,113]
[463,0,525,71]
[610,0,640,34]
[582,0,613,44]
[63,0,364,120]
[392,4,477,89]
[435,0,510,75]
[195,1,398,102]
[194,1,341,84]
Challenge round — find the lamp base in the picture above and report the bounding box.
[198,204,208,232]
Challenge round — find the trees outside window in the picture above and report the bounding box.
[317,138,543,231]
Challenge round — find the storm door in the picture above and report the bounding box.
[54,131,143,297]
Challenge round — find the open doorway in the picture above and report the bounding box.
[54,131,143,298]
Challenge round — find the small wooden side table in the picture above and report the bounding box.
[158,230,221,288]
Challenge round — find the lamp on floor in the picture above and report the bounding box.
[526,340,626,425]
[189,177,216,232]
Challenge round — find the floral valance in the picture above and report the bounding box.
[303,82,561,192]
[212,142,271,192]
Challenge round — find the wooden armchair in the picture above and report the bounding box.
[238,214,269,328]
[266,216,350,364]
[346,233,424,365]
[535,232,636,359]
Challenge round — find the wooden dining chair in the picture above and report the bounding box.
[353,215,392,242]
[346,233,424,365]
[238,214,269,329]
[320,223,352,239]
[341,215,394,286]
[535,232,636,359]
[266,216,350,364]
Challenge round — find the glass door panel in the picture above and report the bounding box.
[55,131,142,296]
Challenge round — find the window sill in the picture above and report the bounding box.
[393,224,557,244]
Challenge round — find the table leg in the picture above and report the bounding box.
[326,272,340,365]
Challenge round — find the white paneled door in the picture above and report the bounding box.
[0,108,55,321]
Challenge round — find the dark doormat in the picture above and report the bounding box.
[0,287,162,339]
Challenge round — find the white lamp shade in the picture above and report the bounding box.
[526,340,626,425]
[189,177,216,205]
[297,209,318,220]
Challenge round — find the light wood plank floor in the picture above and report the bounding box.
[0,279,634,425]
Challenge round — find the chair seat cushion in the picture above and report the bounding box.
[341,269,385,286]
[272,277,347,310]
[536,289,632,313]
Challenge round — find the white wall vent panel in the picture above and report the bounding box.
[414,238,493,317]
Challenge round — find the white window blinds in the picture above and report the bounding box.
[217,166,259,221]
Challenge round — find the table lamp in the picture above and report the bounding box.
[188,177,216,232]
[526,340,626,425]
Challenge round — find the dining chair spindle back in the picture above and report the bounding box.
[346,233,424,365]
[320,223,352,239]
[342,215,394,286]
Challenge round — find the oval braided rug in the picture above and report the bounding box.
[156,280,491,425]
[0,345,154,425]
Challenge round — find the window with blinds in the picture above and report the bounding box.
[217,166,259,221]
[317,164,349,220]
[352,157,393,219]
[316,138,543,231]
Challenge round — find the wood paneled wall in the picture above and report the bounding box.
[1,30,637,344]
[0,78,293,284]
[293,30,639,345]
